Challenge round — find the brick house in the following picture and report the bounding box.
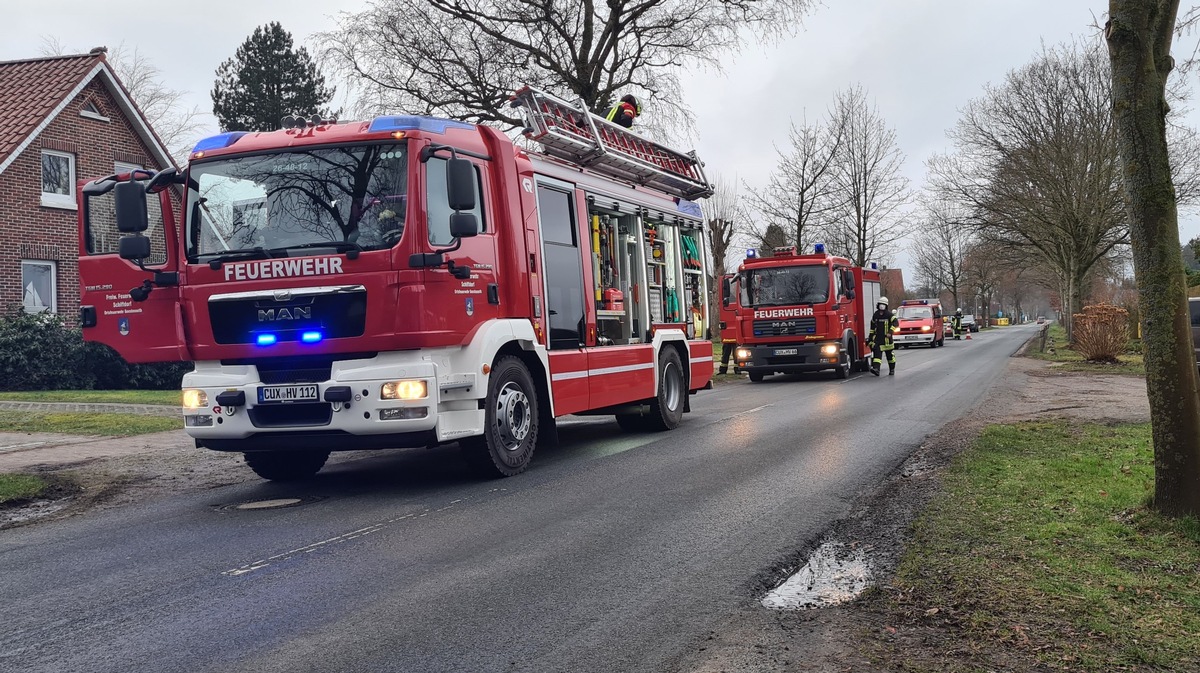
[0,48,174,320]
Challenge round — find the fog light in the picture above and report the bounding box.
[735,348,752,360]
[185,414,214,427]
[182,389,208,409]
[381,380,428,400]
[820,343,839,356]
[379,407,428,420]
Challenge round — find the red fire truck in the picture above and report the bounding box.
[894,298,945,348]
[725,244,881,382]
[75,87,715,480]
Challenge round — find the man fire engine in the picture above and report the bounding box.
[74,88,716,480]
[726,244,881,382]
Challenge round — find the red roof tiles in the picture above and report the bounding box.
[0,53,104,167]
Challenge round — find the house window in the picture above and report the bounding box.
[80,100,109,122]
[22,260,57,313]
[115,161,143,178]
[40,149,76,209]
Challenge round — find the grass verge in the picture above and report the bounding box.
[0,411,181,436]
[0,473,46,504]
[863,420,1200,671]
[1028,324,1145,375]
[0,390,179,405]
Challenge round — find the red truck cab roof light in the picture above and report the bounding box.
[772,246,798,257]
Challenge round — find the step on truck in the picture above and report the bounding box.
[74,86,716,480]
[725,244,881,382]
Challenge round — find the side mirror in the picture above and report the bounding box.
[119,235,152,260]
[114,181,149,233]
[446,158,476,211]
[449,212,479,238]
[721,276,732,307]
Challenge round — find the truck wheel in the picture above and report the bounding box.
[748,371,765,382]
[244,450,329,481]
[645,347,686,431]
[835,350,850,379]
[461,356,539,477]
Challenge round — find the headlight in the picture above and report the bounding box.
[820,343,839,356]
[381,380,428,400]
[735,348,752,360]
[182,389,208,410]
[921,325,931,332]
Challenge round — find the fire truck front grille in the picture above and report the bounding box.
[249,403,333,428]
[752,317,817,337]
[209,289,367,345]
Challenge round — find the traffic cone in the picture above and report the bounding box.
[966,332,972,340]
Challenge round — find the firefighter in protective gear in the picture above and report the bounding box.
[868,296,899,376]
[605,94,641,129]
[951,308,964,340]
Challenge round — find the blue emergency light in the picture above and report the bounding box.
[746,249,757,259]
[256,334,278,347]
[367,116,474,134]
[300,331,324,344]
[813,242,826,254]
[192,132,248,153]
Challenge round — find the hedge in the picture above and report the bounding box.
[0,308,190,391]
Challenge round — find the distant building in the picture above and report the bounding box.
[880,267,905,301]
[0,48,172,319]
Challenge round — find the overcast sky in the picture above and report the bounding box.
[5,0,1199,269]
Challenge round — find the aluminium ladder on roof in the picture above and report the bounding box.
[510,86,714,201]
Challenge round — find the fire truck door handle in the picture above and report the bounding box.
[529,253,537,272]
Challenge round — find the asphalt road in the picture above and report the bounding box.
[0,325,1036,673]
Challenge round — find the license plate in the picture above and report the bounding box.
[258,384,319,403]
[774,348,798,356]
[897,335,919,341]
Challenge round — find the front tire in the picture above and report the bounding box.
[748,371,765,383]
[835,349,850,379]
[461,356,539,477]
[244,450,329,481]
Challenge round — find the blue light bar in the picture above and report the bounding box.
[367,116,474,135]
[813,242,826,254]
[300,331,323,344]
[746,249,757,258]
[256,334,278,346]
[192,132,248,153]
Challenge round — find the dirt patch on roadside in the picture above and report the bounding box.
[671,351,1149,672]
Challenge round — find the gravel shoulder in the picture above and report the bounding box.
[670,351,1150,673]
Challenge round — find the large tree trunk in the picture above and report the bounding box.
[1107,0,1200,517]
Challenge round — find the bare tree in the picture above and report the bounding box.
[1108,0,1200,517]
[316,0,814,135]
[961,240,1006,324]
[744,113,845,251]
[929,41,1127,338]
[823,85,912,267]
[910,198,974,310]
[40,38,204,162]
[702,175,745,279]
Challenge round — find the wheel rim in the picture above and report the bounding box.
[494,381,532,452]
[663,361,683,411]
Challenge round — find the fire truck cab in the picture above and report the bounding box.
[74,88,716,480]
[727,244,880,382]
[894,299,945,348]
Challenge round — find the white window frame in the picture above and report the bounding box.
[80,100,110,122]
[21,260,58,314]
[40,149,76,210]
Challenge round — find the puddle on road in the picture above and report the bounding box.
[761,541,872,610]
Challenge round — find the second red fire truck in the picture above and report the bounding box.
[725,244,881,382]
[74,87,716,480]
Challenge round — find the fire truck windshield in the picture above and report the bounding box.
[741,265,829,307]
[897,306,933,319]
[185,144,408,261]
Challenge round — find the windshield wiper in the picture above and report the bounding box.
[271,241,363,254]
[197,247,275,266]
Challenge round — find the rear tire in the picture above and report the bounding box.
[748,371,765,383]
[461,356,539,477]
[645,347,686,431]
[244,450,329,481]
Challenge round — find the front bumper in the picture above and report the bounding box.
[734,341,842,374]
[894,332,935,346]
[179,353,483,451]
